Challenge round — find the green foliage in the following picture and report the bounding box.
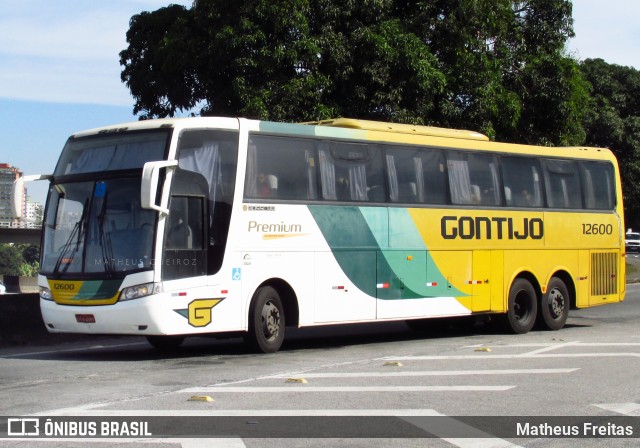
[580,58,640,228]
[0,244,40,277]
[0,244,23,276]
[119,0,583,144]
[118,0,640,235]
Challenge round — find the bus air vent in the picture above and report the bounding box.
[591,252,618,296]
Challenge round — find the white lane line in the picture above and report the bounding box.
[0,438,246,447]
[7,410,520,447]
[401,412,522,448]
[28,409,444,417]
[0,341,147,358]
[518,341,581,356]
[384,353,640,360]
[593,403,640,416]
[268,368,578,378]
[462,342,640,348]
[179,386,515,393]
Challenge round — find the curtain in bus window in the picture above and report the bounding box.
[386,154,399,202]
[245,144,258,198]
[305,149,318,200]
[73,146,116,172]
[319,147,337,200]
[71,141,165,173]
[414,156,425,203]
[532,166,543,206]
[178,142,221,201]
[447,154,472,204]
[349,165,368,201]
[490,162,500,204]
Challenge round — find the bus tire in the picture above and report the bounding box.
[503,278,538,334]
[538,277,569,331]
[146,335,184,351]
[246,286,285,353]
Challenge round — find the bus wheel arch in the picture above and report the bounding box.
[502,275,539,334]
[245,279,299,353]
[538,272,573,331]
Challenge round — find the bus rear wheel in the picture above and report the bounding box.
[503,278,538,334]
[538,277,569,331]
[246,286,285,353]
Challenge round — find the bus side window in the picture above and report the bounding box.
[501,156,543,208]
[166,196,203,250]
[246,135,317,200]
[543,159,582,209]
[320,142,384,202]
[580,161,615,210]
[447,152,501,206]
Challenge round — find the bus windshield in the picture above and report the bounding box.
[54,131,167,176]
[42,178,157,276]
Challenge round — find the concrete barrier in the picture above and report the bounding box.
[0,294,47,346]
[0,293,85,347]
[1,275,39,294]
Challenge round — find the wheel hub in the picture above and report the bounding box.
[548,288,565,318]
[262,300,280,340]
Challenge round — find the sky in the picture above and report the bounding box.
[1,0,639,206]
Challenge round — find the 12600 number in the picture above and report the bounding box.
[582,223,613,235]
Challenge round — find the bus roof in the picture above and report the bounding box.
[305,118,490,142]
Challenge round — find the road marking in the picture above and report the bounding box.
[8,409,521,448]
[384,353,640,360]
[402,411,522,448]
[179,386,515,393]
[0,341,147,358]
[6,410,521,448]
[463,342,640,348]
[28,409,444,416]
[267,368,578,378]
[0,438,245,447]
[593,403,640,416]
[518,341,581,356]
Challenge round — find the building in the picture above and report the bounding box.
[0,163,42,228]
[25,197,44,228]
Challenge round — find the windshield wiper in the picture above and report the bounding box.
[97,192,115,277]
[53,198,89,274]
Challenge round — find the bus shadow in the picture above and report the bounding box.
[5,317,593,361]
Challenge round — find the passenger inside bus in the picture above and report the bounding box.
[257,173,277,198]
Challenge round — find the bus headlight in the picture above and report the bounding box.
[40,287,53,301]
[120,283,157,301]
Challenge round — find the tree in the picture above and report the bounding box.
[580,58,640,228]
[120,0,585,145]
[0,244,23,277]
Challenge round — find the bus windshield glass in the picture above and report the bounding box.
[41,178,157,276]
[54,131,168,176]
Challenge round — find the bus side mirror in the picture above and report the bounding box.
[141,160,178,215]
[12,174,51,219]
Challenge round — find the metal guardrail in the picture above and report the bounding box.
[0,221,42,229]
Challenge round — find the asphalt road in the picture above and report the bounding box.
[1,284,640,447]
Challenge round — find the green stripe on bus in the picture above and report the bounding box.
[308,205,465,299]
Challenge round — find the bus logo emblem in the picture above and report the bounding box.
[185,298,224,327]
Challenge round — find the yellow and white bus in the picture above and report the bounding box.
[14,117,625,352]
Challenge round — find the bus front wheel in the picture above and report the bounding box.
[538,277,569,331]
[246,286,285,353]
[503,278,538,334]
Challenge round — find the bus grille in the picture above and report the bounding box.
[591,252,618,296]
